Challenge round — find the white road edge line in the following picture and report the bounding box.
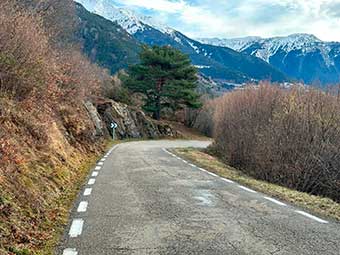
[221,178,235,184]
[77,201,88,212]
[83,188,92,196]
[173,153,235,186]
[95,166,101,171]
[263,196,287,206]
[162,148,177,158]
[92,171,99,177]
[238,185,257,193]
[69,219,84,237]
[88,178,96,185]
[198,167,207,172]
[295,210,328,224]
[207,172,218,177]
[63,248,78,255]
[97,162,104,166]
[100,158,106,162]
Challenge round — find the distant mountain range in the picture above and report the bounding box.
[198,34,340,85]
[75,0,340,86]
[74,0,288,85]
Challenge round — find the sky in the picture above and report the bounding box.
[111,0,340,41]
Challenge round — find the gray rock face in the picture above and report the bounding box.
[86,98,178,139]
[84,101,108,137]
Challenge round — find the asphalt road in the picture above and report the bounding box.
[58,140,340,255]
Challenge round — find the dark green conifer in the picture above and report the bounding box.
[125,45,201,120]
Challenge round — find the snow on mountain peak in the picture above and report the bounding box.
[198,33,333,64]
[75,0,174,35]
[197,36,262,51]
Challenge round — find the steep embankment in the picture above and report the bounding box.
[0,98,105,254]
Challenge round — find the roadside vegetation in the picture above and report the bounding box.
[193,83,340,204]
[0,0,111,254]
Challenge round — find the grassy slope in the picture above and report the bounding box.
[0,140,113,255]
[173,148,340,222]
[0,98,109,255]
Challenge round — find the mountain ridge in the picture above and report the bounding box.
[199,34,340,85]
[74,0,289,84]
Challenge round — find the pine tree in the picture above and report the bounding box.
[124,45,201,120]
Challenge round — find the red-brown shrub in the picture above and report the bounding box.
[212,84,340,202]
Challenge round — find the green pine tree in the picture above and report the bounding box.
[124,45,202,120]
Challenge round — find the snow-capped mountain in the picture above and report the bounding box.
[74,0,288,84]
[198,36,263,52]
[75,0,174,35]
[199,34,340,84]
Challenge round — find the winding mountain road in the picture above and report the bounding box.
[58,140,340,255]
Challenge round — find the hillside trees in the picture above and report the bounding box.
[124,45,202,120]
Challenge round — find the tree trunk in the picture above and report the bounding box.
[153,100,161,120]
[153,78,164,120]
[152,94,161,120]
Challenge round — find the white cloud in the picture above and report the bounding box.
[116,0,186,13]
[113,0,340,41]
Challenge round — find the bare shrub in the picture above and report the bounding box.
[0,0,56,100]
[193,97,221,137]
[56,49,109,102]
[0,0,108,102]
[102,73,131,104]
[212,84,340,202]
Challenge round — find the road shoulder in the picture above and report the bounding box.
[172,147,340,222]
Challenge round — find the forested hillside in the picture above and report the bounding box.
[75,3,140,73]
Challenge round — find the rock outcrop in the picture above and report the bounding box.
[86,98,178,139]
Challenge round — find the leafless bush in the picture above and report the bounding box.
[0,0,109,103]
[193,97,221,137]
[212,84,340,202]
[101,73,131,104]
[0,0,55,100]
[57,49,109,102]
